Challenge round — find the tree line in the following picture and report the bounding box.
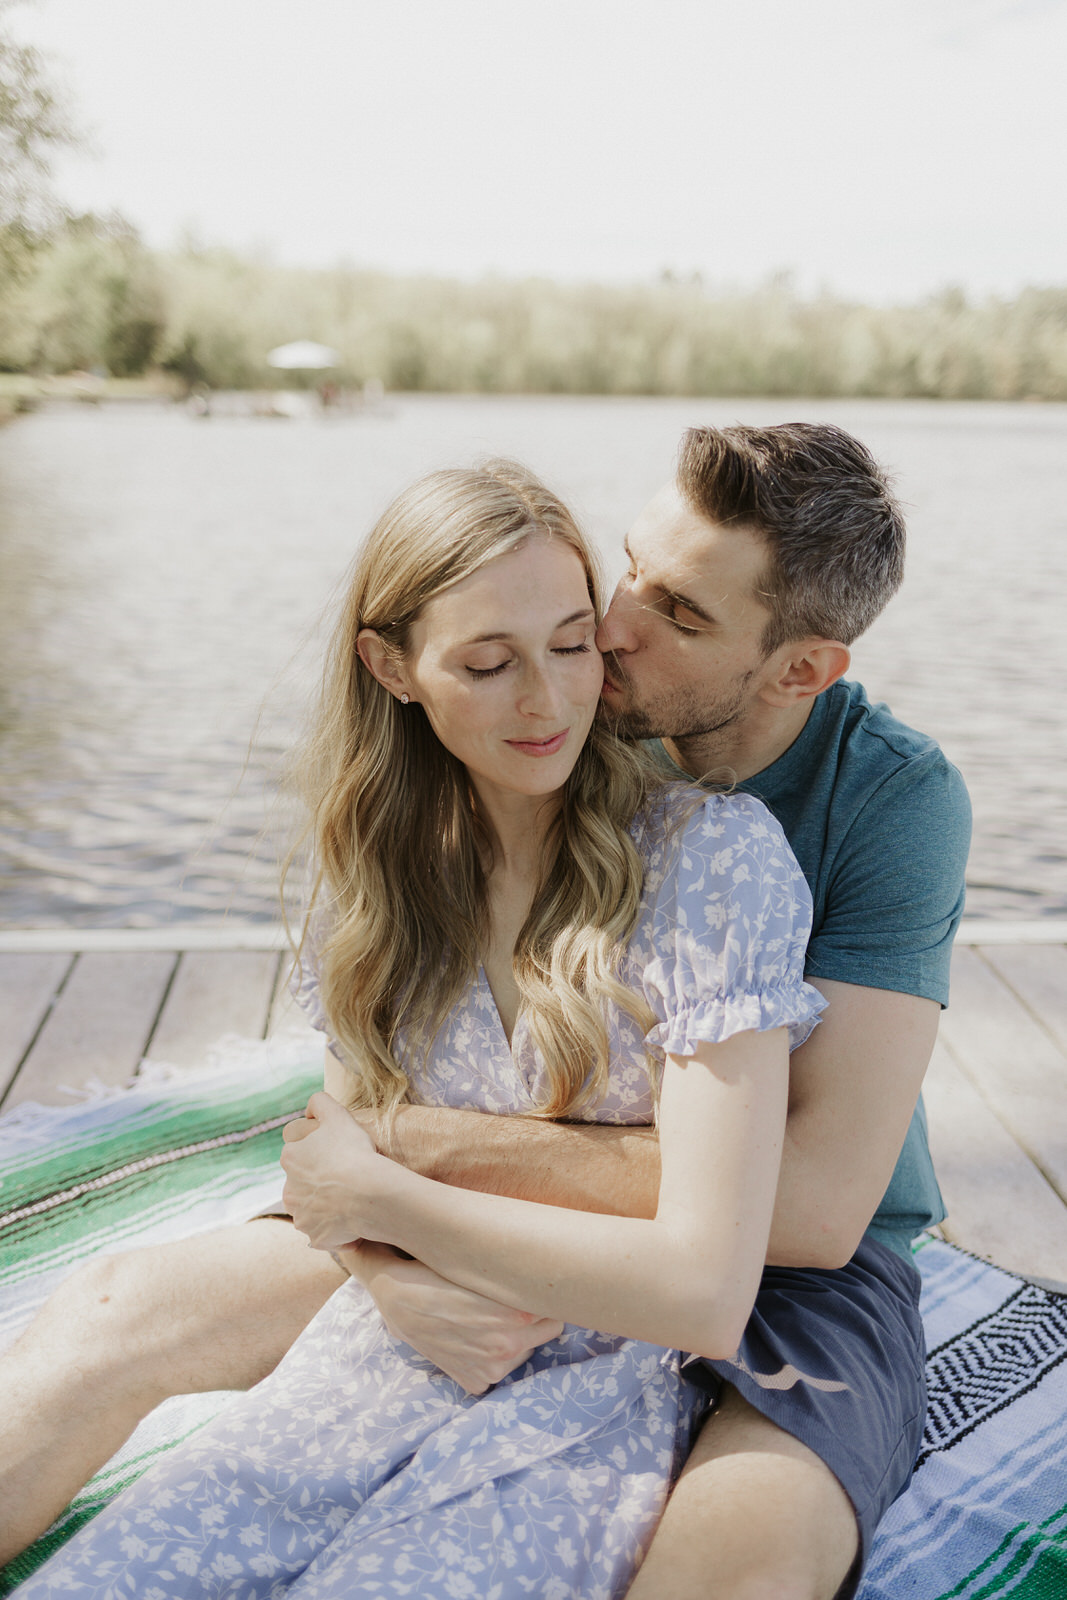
[1,10,1063,403]
[1,215,1064,401]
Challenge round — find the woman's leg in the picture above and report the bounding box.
[0,1220,345,1564]
[12,1278,468,1597]
[16,1320,700,1600]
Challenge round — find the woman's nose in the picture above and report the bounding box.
[517,663,564,717]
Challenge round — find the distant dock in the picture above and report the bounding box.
[2,921,1066,1288]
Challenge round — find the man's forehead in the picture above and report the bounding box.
[628,484,768,600]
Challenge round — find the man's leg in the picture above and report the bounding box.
[0,1220,344,1565]
[627,1385,859,1600]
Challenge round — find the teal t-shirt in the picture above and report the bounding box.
[663,679,972,1258]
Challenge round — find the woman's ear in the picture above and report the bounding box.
[356,629,414,703]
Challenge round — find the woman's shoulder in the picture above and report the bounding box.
[631,783,809,922]
[631,783,787,860]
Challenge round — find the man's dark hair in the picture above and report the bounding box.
[676,423,906,652]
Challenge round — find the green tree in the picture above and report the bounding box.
[0,1,72,279]
[18,212,164,375]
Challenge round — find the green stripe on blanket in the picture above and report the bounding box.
[1,1045,1065,1598]
[0,1038,323,1594]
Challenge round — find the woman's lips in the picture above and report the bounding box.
[505,730,569,756]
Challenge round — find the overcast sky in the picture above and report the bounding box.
[13,0,1067,300]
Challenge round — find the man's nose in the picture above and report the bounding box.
[596,582,638,655]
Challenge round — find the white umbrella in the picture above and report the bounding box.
[266,340,341,370]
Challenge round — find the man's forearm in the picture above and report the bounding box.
[360,1104,848,1269]
[362,1105,661,1218]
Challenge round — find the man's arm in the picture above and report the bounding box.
[766,979,940,1266]
[350,978,940,1270]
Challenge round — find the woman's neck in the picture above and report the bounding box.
[471,782,562,884]
[472,784,564,1046]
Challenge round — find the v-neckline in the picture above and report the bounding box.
[479,964,522,1055]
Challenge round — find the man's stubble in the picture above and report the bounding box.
[598,655,757,755]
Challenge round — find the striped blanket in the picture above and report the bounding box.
[1,1044,1065,1597]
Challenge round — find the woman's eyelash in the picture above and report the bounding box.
[466,642,591,679]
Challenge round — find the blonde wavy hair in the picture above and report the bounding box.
[286,459,664,1117]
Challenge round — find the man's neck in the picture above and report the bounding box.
[662,696,818,785]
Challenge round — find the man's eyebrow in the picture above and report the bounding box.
[662,585,714,624]
[625,539,714,625]
[461,606,594,645]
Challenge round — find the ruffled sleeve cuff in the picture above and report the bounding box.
[646,978,827,1058]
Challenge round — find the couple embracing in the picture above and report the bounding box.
[3,423,970,1599]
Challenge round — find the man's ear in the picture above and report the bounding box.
[759,639,851,708]
[356,629,414,703]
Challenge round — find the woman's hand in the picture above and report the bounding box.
[280,1092,380,1252]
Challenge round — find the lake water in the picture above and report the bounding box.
[1,393,1065,927]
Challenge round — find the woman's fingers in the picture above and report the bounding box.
[282,1116,313,1143]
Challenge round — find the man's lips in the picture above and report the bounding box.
[505,730,569,756]
[599,656,625,696]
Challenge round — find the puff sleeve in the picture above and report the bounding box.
[633,792,826,1059]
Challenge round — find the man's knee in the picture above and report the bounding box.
[692,1389,858,1596]
[629,1385,859,1600]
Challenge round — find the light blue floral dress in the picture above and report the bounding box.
[22,792,824,1600]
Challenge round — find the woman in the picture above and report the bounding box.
[21,461,824,1599]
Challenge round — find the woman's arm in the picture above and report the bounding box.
[325,1046,566,1389]
[283,1025,789,1360]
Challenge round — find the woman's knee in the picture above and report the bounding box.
[45,1248,189,1370]
[29,1226,341,1397]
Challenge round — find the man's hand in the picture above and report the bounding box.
[339,1241,564,1394]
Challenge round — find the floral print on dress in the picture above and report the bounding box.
[21,791,823,1600]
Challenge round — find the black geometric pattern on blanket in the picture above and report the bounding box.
[918,1281,1067,1467]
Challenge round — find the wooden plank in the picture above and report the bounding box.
[146,951,282,1069]
[1,951,176,1111]
[979,942,1067,1057]
[939,946,1067,1203]
[0,925,288,954]
[0,953,75,1099]
[956,920,1067,945]
[924,1035,1067,1284]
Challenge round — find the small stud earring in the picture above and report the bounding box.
[400,693,410,705]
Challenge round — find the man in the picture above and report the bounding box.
[0,423,969,1598]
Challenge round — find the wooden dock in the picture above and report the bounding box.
[2,924,1066,1288]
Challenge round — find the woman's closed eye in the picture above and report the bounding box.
[466,640,593,679]
[466,659,511,679]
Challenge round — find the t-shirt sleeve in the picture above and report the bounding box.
[805,753,971,1006]
[637,794,827,1059]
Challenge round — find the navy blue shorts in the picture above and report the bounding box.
[683,1233,926,1592]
